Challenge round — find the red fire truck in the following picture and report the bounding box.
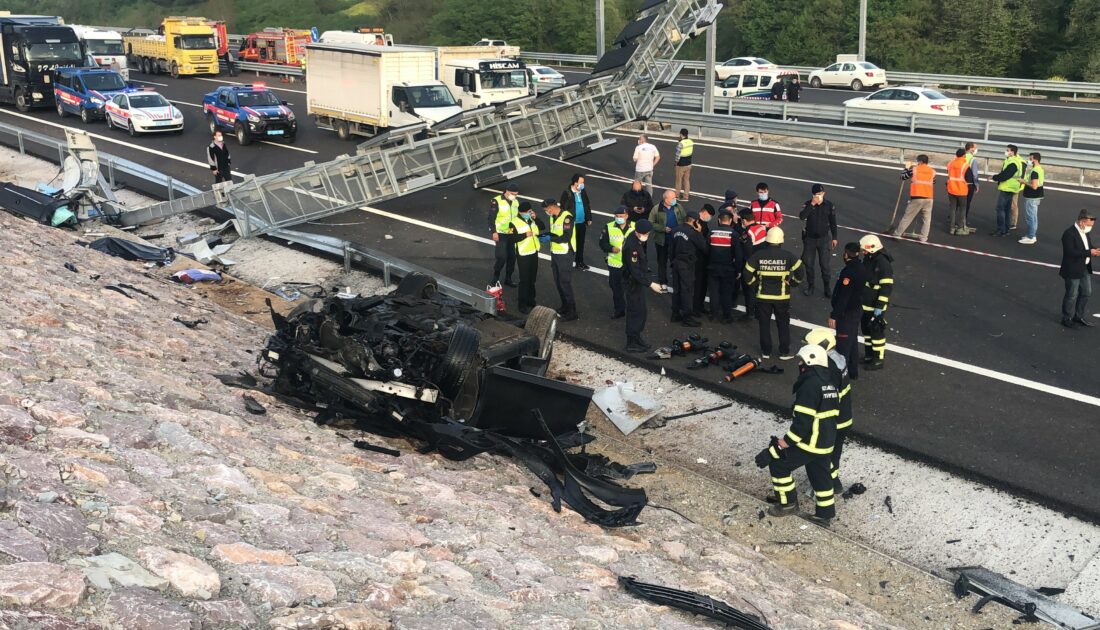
[238,28,312,66]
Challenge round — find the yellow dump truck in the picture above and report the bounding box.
[123,17,219,78]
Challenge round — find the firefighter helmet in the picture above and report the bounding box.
[765,226,784,245]
[797,344,828,368]
[804,327,836,351]
[859,234,883,254]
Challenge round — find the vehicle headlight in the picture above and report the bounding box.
[132,111,150,120]
[287,112,295,121]
[247,113,260,123]
[90,97,104,105]
[172,107,182,118]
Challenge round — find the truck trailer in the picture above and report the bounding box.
[123,17,219,78]
[0,13,84,111]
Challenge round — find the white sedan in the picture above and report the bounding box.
[844,86,960,116]
[714,56,777,82]
[809,61,887,90]
[104,91,184,136]
[527,65,566,94]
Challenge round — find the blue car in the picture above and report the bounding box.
[53,67,133,124]
[202,84,298,145]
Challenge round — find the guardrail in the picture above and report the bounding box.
[519,51,1100,97]
[648,107,1100,186]
[0,120,495,313]
[659,91,1100,149]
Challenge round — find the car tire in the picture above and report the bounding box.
[207,114,217,135]
[335,120,350,141]
[523,305,558,361]
[105,114,113,130]
[80,108,91,124]
[170,61,180,79]
[810,77,822,88]
[851,79,864,91]
[394,272,438,299]
[434,324,481,398]
[235,122,251,146]
[57,101,66,118]
[128,121,138,137]
[15,89,30,113]
[286,133,297,143]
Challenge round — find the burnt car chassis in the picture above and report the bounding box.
[242,273,649,526]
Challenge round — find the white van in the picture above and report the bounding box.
[716,69,799,99]
[317,30,393,47]
[70,25,129,79]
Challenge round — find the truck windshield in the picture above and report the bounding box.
[179,35,216,50]
[406,85,457,108]
[25,42,83,62]
[237,91,281,107]
[87,40,125,56]
[130,94,170,108]
[83,73,126,91]
[480,70,526,90]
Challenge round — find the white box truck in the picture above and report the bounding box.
[440,57,527,110]
[70,25,129,79]
[306,42,462,140]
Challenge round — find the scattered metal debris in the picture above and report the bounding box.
[86,237,175,264]
[64,262,78,273]
[952,567,1100,629]
[102,285,132,299]
[592,382,663,435]
[618,576,772,630]
[242,395,267,415]
[117,283,158,300]
[173,316,208,329]
[884,495,894,514]
[841,482,868,500]
[663,402,733,422]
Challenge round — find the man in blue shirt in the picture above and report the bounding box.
[559,173,593,270]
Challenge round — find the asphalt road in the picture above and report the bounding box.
[2,70,1100,522]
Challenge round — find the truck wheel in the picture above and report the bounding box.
[140,57,150,75]
[207,114,217,135]
[234,122,252,146]
[334,120,350,141]
[57,101,66,118]
[523,305,558,361]
[851,79,864,91]
[170,62,180,79]
[394,272,438,299]
[80,108,92,124]
[15,89,30,112]
[810,77,822,88]
[434,324,481,398]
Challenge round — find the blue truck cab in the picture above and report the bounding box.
[53,67,132,123]
[202,83,297,145]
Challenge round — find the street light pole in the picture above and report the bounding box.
[596,0,605,57]
[858,0,867,61]
[703,0,716,114]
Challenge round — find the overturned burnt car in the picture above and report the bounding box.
[250,273,648,526]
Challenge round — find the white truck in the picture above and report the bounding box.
[440,57,527,110]
[70,25,128,79]
[317,30,394,46]
[306,42,462,140]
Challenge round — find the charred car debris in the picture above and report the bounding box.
[221,273,651,527]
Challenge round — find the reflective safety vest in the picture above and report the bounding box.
[909,163,935,198]
[493,195,518,233]
[513,217,540,256]
[946,156,969,196]
[997,155,1026,193]
[1023,163,1044,190]
[550,210,576,255]
[605,220,633,268]
[679,138,694,157]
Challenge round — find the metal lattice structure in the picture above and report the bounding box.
[121,0,722,233]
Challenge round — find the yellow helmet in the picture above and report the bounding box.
[860,234,883,254]
[765,226,784,245]
[804,327,836,351]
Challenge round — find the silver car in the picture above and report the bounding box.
[527,65,566,94]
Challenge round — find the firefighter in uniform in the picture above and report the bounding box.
[599,205,634,319]
[828,242,869,380]
[755,344,838,524]
[669,210,708,327]
[622,220,664,352]
[859,234,894,370]
[734,208,768,322]
[805,328,852,493]
[545,199,579,321]
[744,227,805,359]
[512,201,545,314]
[707,209,738,323]
[489,183,520,286]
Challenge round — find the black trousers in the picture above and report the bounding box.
[608,267,625,316]
[625,284,647,340]
[551,253,576,315]
[801,236,831,288]
[493,237,516,283]
[835,314,861,379]
[213,171,231,184]
[517,254,538,311]
[707,266,736,318]
[965,183,977,223]
[755,300,791,356]
[574,221,588,266]
[769,447,836,519]
[655,244,669,285]
[738,274,754,313]
[861,311,887,360]
[692,260,708,314]
[670,260,695,319]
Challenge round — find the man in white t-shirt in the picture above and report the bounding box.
[632,134,660,197]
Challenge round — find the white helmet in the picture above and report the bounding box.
[765,226,784,245]
[860,234,883,254]
[804,327,836,351]
[796,344,828,368]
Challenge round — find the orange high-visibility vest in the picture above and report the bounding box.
[910,163,935,198]
[946,157,969,196]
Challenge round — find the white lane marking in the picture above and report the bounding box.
[482,188,615,219]
[194,77,306,95]
[353,203,1100,408]
[258,140,315,153]
[962,106,1026,114]
[691,162,855,188]
[170,100,203,108]
[131,78,168,87]
[957,97,1100,111]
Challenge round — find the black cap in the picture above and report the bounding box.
[634,219,653,234]
[700,203,715,216]
[686,209,701,221]
[614,204,629,215]
[541,198,558,208]
[724,188,738,200]
[718,209,735,220]
[1078,209,1097,221]
[505,183,519,192]
[518,201,532,213]
[812,183,825,194]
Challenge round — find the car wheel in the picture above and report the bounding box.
[394,272,438,299]
[15,89,30,112]
[523,305,558,361]
[105,114,113,130]
[810,77,822,88]
[285,133,296,143]
[235,122,251,146]
[207,114,217,135]
[851,79,864,91]
[57,101,66,118]
[80,108,91,124]
[170,61,180,79]
[434,324,481,399]
[128,121,138,137]
[334,120,350,141]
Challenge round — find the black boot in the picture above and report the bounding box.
[767,494,799,517]
[866,357,884,370]
[822,284,832,298]
[802,284,813,296]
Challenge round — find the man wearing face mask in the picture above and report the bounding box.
[828,243,868,379]
[600,205,634,319]
[750,182,783,229]
[512,201,545,314]
[693,204,715,317]
[208,131,232,184]
[669,210,708,327]
[798,184,838,297]
[545,199,579,322]
[990,144,1025,237]
[1059,209,1098,328]
[620,180,653,227]
[649,189,686,288]
[489,183,520,286]
[622,220,666,352]
[559,174,592,270]
[707,209,738,323]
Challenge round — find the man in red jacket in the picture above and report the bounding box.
[750,182,783,228]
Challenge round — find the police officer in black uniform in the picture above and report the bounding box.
[668,210,708,327]
[707,209,738,323]
[734,207,767,322]
[692,204,714,316]
[798,183,838,297]
[828,242,868,379]
[622,220,664,352]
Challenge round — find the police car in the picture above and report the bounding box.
[54,67,132,124]
[202,84,297,145]
[103,90,185,136]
